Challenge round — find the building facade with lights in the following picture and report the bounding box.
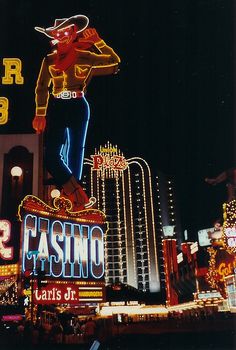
[0,136,182,303]
[0,134,41,306]
[81,142,181,294]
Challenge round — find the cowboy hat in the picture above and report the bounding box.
[35,14,89,38]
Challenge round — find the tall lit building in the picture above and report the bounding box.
[82,142,181,294]
[0,136,182,298]
[153,172,182,298]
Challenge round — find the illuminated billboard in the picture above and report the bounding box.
[223,200,236,253]
[33,281,105,304]
[0,218,21,266]
[0,220,13,260]
[198,227,214,247]
[0,58,24,125]
[18,195,107,282]
[206,246,236,297]
[163,225,175,237]
[91,154,128,172]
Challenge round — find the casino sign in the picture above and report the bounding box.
[18,195,107,303]
[206,246,236,298]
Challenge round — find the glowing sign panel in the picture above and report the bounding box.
[198,227,214,247]
[223,200,236,253]
[197,291,222,299]
[91,154,128,172]
[216,261,236,282]
[0,220,13,260]
[0,97,9,125]
[33,283,104,304]
[0,58,24,125]
[19,195,107,281]
[2,58,24,85]
[224,227,236,248]
[22,215,104,279]
[206,246,236,298]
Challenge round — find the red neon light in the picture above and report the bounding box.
[33,282,104,304]
[0,220,13,260]
[2,315,23,321]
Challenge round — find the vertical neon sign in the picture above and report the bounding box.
[0,58,24,125]
[0,220,14,260]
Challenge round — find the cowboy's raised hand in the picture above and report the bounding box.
[81,28,101,43]
[32,115,46,134]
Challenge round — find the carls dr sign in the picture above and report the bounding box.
[33,282,105,304]
[18,195,107,281]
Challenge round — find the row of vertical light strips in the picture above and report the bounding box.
[84,153,159,291]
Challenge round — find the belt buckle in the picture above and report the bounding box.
[60,91,71,99]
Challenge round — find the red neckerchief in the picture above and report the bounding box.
[54,39,94,71]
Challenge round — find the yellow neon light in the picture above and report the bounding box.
[223,200,236,253]
[100,146,118,153]
[2,58,24,84]
[0,264,19,276]
[34,39,120,117]
[216,261,236,282]
[78,291,102,297]
[0,97,9,125]
[18,194,106,223]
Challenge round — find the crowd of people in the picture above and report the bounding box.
[0,316,98,347]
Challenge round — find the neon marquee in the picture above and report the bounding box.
[22,214,104,279]
[91,154,128,172]
[216,261,236,282]
[224,227,236,248]
[223,200,236,253]
[0,220,13,260]
[33,282,104,304]
[100,146,117,153]
[18,195,107,281]
[0,58,24,125]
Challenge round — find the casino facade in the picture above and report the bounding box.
[0,135,182,310]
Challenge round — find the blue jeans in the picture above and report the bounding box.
[44,96,90,186]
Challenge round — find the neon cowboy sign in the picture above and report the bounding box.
[18,195,107,280]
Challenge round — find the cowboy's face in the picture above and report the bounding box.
[52,24,78,46]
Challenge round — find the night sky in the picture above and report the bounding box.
[0,0,234,241]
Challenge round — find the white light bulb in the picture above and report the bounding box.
[10,166,23,177]
[51,189,61,198]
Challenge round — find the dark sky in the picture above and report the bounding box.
[0,0,234,240]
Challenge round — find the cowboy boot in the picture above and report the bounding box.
[61,176,89,210]
[74,184,96,208]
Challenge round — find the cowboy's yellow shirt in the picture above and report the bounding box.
[35,40,120,116]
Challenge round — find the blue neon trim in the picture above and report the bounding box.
[22,215,104,280]
[22,214,37,273]
[59,127,72,174]
[90,226,105,279]
[78,96,90,180]
[50,220,64,278]
[73,224,89,278]
[59,97,90,180]
[63,222,73,278]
